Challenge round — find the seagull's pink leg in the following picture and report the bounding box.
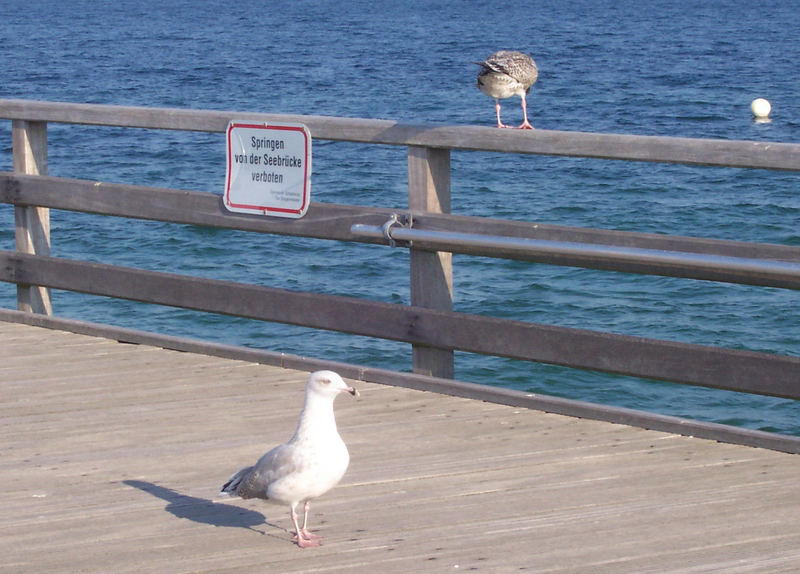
[300,500,321,541]
[518,96,534,129]
[290,504,320,548]
[494,100,511,129]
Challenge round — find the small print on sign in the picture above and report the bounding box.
[224,121,311,218]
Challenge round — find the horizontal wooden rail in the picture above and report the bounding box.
[3,99,800,170]
[0,173,394,243]
[1,250,799,400]
[3,172,799,269]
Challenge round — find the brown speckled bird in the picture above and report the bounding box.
[476,51,539,129]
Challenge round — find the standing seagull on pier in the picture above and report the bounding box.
[220,370,358,548]
[476,51,539,129]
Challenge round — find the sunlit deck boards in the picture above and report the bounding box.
[1,320,799,573]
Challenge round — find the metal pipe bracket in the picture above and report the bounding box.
[380,213,413,248]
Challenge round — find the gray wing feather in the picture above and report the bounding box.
[221,443,297,500]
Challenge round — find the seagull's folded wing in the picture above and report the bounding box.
[236,443,298,498]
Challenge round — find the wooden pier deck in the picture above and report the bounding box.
[2,320,799,573]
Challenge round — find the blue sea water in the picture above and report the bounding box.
[1,0,799,434]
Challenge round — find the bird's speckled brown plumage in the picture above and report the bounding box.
[476,51,538,129]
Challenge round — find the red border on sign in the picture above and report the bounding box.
[225,122,310,216]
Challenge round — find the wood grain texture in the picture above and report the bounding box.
[1,251,799,400]
[2,99,800,169]
[11,119,51,314]
[408,145,453,378]
[3,172,798,271]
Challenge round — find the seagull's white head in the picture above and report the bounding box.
[306,370,359,400]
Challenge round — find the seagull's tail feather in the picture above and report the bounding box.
[220,465,252,497]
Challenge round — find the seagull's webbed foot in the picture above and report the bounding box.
[293,531,322,548]
[300,528,321,540]
[290,506,321,548]
[518,96,534,129]
[290,501,323,547]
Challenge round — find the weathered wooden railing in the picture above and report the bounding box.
[1,99,799,410]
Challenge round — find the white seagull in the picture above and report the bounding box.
[220,370,358,548]
[476,50,539,129]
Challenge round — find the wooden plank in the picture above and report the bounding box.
[2,99,800,170]
[0,172,395,244]
[4,172,799,266]
[408,146,454,378]
[11,119,51,315]
[1,251,799,400]
[1,322,800,573]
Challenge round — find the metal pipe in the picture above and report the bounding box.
[350,221,800,290]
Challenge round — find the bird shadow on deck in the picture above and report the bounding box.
[122,480,287,540]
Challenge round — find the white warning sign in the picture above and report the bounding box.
[224,121,311,218]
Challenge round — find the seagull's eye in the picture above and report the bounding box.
[320,379,331,385]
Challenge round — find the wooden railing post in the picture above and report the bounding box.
[408,145,454,378]
[12,119,52,314]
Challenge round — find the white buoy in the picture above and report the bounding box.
[751,98,771,121]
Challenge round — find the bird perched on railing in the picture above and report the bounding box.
[220,370,359,548]
[476,51,538,129]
